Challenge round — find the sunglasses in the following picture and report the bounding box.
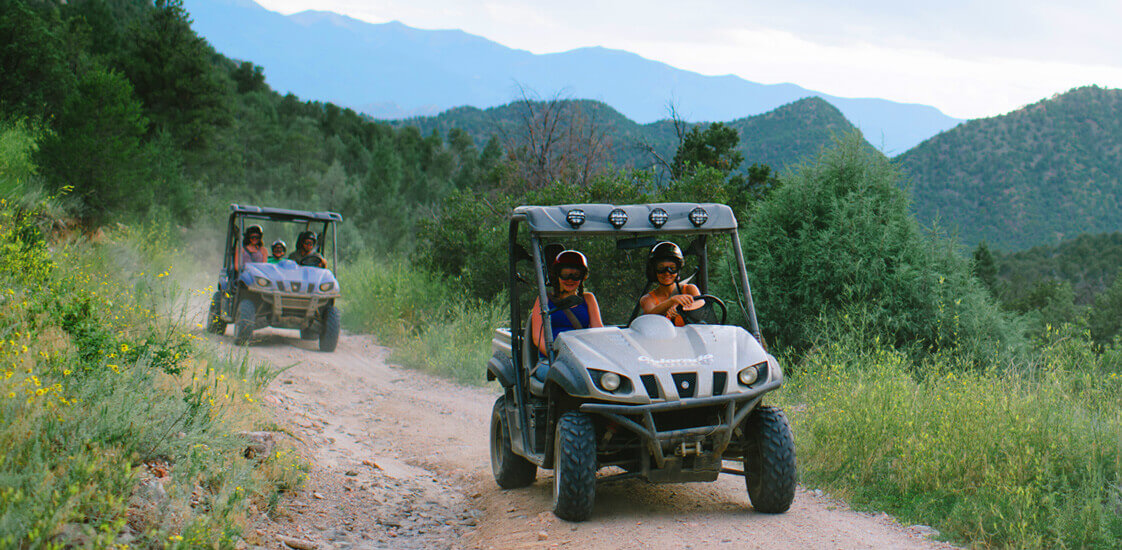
[655,266,679,275]
[558,272,584,282]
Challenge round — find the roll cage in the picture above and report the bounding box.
[223,204,342,273]
[506,203,763,392]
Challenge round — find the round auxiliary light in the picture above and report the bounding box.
[608,208,628,229]
[254,277,269,287]
[600,372,621,392]
[738,365,759,386]
[689,206,709,227]
[319,282,335,292]
[648,207,669,228]
[566,208,586,228]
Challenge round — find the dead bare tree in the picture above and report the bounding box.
[496,84,615,190]
[636,99,692,185]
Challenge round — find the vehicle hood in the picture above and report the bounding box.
[240,260,339,293]
[554,314,777,403]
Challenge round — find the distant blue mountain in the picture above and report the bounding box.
[184,0,962,154]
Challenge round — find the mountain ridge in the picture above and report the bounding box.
[182,0,961,154]
[898,85,1122,250]
[399,95,868,173]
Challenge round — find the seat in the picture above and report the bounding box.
[522,320,549,396]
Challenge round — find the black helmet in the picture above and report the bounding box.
[243,224,263,246]
[646,241,683,281]
[271,239,286,253]
[296,231,317,248]
[551,250,588,281]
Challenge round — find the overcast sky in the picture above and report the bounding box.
[254,0,1122,119]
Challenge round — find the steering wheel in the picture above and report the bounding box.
[679,294,727,325]
[298,253,326,268]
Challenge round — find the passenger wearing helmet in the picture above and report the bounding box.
[288,231,326,268]
[267,240,287,264]
[236,225,267,270]
[530,249,604,357]
[639,241,700,326]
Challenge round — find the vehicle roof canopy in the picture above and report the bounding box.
[512,203,736,236]
[229,204,343,223]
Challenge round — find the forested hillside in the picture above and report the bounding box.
[898,86,1122,250]
[1,0,497,253]
[994,232,1122,304]
[399,96,865,175]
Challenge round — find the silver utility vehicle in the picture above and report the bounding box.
[207,204,342,351]
[487,203,796,521]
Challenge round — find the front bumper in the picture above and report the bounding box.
[255,289,339,328]
[580,379,781,476]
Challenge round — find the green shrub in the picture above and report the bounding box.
[0,205,304,548]
[741,133,1023,361]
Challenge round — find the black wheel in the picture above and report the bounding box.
[319,305,341,352]
[207,292,227,334]
[552,412,596,522]
[299,328,318,340]
[234,299,256,345]
[742,406,797,513]
[490,396,536,488]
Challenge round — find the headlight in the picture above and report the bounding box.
[648,207,668,228]
[600,372,621,391]
[319,282,335,292]
[738,364,760,385]
[689,206,709,227]
[254,277,269,287]
[566,208,586,228]
[608,208,628,229]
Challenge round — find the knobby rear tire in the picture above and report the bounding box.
[207,292,227,334]
[490,396,536,489]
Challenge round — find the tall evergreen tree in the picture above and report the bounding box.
[0,0,72,120]
[972,241,998,295]
[37,65,151,224]
[119,0,229,151]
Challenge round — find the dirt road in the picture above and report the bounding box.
[214,327,953,549]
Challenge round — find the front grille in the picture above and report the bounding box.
[289,282,302,292]
[651,406,720,433]
[641,375,660,399]
[672,373,697,398]
[281,296,311,310]
[712,372,727,396]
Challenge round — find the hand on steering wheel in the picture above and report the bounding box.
[680,294,727,325]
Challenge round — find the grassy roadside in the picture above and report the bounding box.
[776,322,1122,548]
[338,255,504,385]
[0,205,305,548]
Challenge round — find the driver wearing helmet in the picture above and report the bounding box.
[289,231,327,268]
[267,240,287,264]
[530,250,603,357]
[236,225,267,270]
[640,241,700,326]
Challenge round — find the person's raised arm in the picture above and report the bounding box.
[529,298,548,356]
